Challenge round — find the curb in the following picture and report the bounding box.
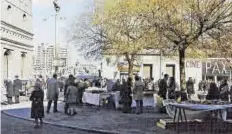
[2,110,121,134]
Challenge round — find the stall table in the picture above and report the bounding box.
[163,100,232,133]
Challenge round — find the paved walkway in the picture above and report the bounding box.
[2,101,171,134]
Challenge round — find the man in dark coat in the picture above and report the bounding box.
[5,79,14,104]
[13,75,22,103]
[186,77,195,100]
[158,74,169,99]
[121,78,132,113]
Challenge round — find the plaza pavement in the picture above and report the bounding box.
[1,90,207,134]
[2,100,172,134]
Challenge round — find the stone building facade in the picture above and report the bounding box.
[1,0,34,83]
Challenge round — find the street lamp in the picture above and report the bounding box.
[53,0,60,73]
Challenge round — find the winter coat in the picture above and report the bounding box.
[30,88,44,119]
[13,79,22,96]
[47,78,59,101]
[120,82,132,103]
[66,85,78,104]
[158,79,168,99]
[219,85,229,101]
[206,87,220,100]
[6,80,14,97]
[133,81,145,100]
[112,83,121,91]
[64,78,75,95]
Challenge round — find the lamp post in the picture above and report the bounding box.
[53,0,60,73]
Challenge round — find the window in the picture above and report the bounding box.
[166,64,175,78]
[143,64,153,79]
[23,14,27,20]
[7,5,11,10]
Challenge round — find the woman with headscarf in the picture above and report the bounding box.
[30,80,44,129]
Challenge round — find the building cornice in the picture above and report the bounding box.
[1,21,34,36]
[1,37,33,48]
[1,41,33,52]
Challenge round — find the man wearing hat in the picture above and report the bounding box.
[13,75,22,103]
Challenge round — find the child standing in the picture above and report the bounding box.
[30,80,45,128]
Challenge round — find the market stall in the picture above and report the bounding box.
[163,100,232,121]
[82,86,157,108]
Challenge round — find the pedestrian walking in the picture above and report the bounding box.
[65,81,78,116]
[30,81,44,129]
[133,76,145,114]
[13,75,22,103]
[46,74,59,113]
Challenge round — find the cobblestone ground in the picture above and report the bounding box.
[1,112,101,134]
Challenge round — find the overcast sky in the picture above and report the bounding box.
[32,0,97,64]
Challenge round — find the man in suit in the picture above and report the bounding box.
[13,75,22,103]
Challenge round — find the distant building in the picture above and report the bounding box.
[33,43,68,75]
[1,0,34,82]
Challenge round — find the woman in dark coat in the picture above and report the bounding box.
[30,81,45,128]
[121,77,132,113]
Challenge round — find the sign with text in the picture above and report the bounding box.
[186,60,201,68]
[202,60,231,76]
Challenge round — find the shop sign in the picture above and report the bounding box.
[186,61,201,68]
[203,60,231,76]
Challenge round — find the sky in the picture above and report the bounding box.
[32,0,96,64]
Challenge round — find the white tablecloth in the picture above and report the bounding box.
[82,92,101,105]
[131,95,156,107]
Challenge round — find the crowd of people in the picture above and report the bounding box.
[4,73,232,128]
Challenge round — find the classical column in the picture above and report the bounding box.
[4,49,12,79]
[21,52,26,78]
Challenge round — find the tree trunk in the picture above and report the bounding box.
[179,48,186,91]
[125,53,135,79]
[128,61,134,78]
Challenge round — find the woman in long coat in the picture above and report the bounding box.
[65,81,78,116]
[133,76,145,114]
[30,81,44,128]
